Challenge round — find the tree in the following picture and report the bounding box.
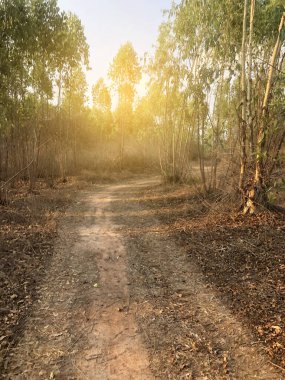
[147,20,194,183]
[109,42,141,168]
[92,78,111,112]
[0,0,89,192]
[244,7,285,213]
[92,78,113,141]
[149,0,285,210]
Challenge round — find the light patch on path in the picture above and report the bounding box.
[75,188,153,379]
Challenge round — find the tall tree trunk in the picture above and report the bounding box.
[254,12,285,186]
[239,0,248,192]
[247,0,255,154]
[197,106,207,193]
[244,11,285,214]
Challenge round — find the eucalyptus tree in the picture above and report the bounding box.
[27,0,69,189]
[0,0,89,191]
[109,42,141,168]
[148,20,194,183]
[230,0,285,212]
[0,0,34,180]
[60,66,87,175]
[246,5,285,213]
[52,11,89,181]
[169,0,244,189]
[160,0,285,209]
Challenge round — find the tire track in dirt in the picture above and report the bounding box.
[75,189,153,379]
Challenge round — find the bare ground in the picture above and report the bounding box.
[1,176,285,379]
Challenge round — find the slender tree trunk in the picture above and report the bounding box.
[244,11,285,214]
[197,106,207,192]
[239,0,248,192]
[254,12,285,187]
[172,131,175,182]
[247,0,255,154]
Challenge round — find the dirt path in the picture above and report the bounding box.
[4,177,284,379]
[5,181,153,380]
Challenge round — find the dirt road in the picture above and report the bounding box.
[5,177,284,379]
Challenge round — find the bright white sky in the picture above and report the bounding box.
[57,0,173,103]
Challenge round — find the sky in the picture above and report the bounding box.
[57,0,173,102]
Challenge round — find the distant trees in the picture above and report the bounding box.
[92,79,112,112]
[109,42,141,168]
[92,78,113,141]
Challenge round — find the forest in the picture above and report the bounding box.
[0,0,285,212]
[1,0,285,379]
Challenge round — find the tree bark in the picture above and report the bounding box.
[247,0,255,154]
[244,11,285,214]
[254,12,285,188]
[239,0,248,192]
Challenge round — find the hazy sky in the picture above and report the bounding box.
[57,0,172,99]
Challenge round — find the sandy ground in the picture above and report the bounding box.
[3,177,284,379]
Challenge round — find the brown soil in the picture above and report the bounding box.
[0,182,74,376]
[1,176,285,379]
[111,178,285,379]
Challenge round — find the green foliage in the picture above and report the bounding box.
[0,0,89,182]
[145,0,285,189]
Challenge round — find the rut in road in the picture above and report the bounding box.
[4,177,284,379]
